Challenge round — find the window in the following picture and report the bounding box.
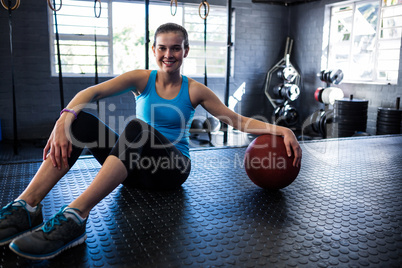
[48,0,111,76]
[181,5,228,77]
[324,0,402,84]
[49,0,230,77]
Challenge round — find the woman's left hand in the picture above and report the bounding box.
[283,129,302,167]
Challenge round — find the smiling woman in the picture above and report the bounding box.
[3,22,301,260]
[152,24,189,76]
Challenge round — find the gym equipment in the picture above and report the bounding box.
[314,69,344,105]
[264,37,301,103]
[244,134,300,190]
[223,0,233,144]
[94,0,101,17]
[376,98,401,135]
[272,103,298,127]
[277,66,298,83]
[1,0,19,10]
[334,95,368,137]
[94,0,101,86]
[198,0,210,19]
[48,0,65,110]
[145,0,149,69]
[93,0,101,113]
[191,119,204,131]
[305,69,344,139]
[301,109,334,139]
[202,1,208,87]
[317,69,344,85]
[273,83,300,102]
[190,117,220,146]
[170,0,177,16]
[264,37,301,128]
[203,117,221,132]
[314,86,344,105]
[3,0,21,154]
[274,104,299,127]
[47,0,62,11]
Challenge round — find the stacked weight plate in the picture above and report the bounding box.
[376,108,402,135]
[334,98,368,137]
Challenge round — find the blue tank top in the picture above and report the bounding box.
[135,70,195,159]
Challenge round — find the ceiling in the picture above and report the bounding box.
[251,0,322,6]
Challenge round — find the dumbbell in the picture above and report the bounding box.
[317,69,344,85]
[314,87,344,105]
[273,83,300,101]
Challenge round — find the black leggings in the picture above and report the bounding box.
[67,111,191,190]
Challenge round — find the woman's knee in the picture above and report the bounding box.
[76,111,96,122]
[124,118,147,132]
[120,118,150,142]
[70,111,118,149]
[71,111,98,135]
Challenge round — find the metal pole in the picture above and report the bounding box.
[94,0,101,113]
[223,0,232,144]
[94,32,99,85]
[203,3,207,87]
[145,0,149,69]
[53,0,64,110]
[8,0,18,154]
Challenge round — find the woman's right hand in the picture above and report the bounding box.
[43,116,73,170]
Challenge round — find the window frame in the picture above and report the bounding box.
[322,0,401,85]
[48,0,231,78]
[181,3,231,78]
[48,0,113,77]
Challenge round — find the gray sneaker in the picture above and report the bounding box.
[9,205,87,260]
[0,200,43,246]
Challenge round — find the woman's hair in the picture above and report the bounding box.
[153,23,189,49]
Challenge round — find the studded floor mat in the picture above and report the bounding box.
[0,135,401,267]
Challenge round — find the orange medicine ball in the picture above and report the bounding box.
[244,134,300,190]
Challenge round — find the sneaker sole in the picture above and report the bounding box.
[9,232,87,260]
[0,223,43,246]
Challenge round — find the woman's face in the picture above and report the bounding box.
[152,32,189,74]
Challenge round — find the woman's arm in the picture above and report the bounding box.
[44,70,150,169]
[191,81,302,167]
[62,70,150,116]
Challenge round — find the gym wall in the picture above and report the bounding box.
[289,0,402,135]
[0,0,288,140]
[0,0,400,140]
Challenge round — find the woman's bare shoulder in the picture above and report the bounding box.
[187,77,214,107]
[124,69,153,94]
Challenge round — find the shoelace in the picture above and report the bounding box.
[0,200,32,227]
[42,205,83,233]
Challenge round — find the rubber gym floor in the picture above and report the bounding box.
[0,135,401,267]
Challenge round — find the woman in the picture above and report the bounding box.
[0,23,301,260]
